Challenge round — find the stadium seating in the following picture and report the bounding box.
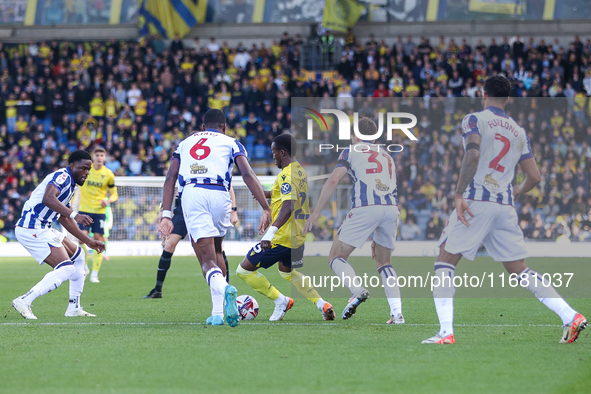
[0,34,590,243]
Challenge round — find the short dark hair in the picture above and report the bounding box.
[483,75,511,98]
[69,150,91,164]
[357,117,377,135]
[203,109,226,129]
[273,133,297,157]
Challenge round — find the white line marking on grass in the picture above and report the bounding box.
[370,323,561,327]
[0,322,561,327]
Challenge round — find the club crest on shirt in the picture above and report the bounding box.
[281,183,292,194]
[484,174,500,189]
[190,163,208,174]
[375,179,389,191]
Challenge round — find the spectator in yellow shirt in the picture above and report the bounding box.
[104,95,119,118]
[420,180,437,201]
[117,112,133,133]
[180,56,194,73]
[5,93,18,132]
[405,78,420,97]
[134,96,148,116]
[90,91,105,118]
[15,115,28,132]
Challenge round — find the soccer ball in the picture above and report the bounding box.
[236,295,259,321]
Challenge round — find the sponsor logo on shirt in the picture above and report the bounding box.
[190,164,208,174]
[484,174,500,189]
[375,179,390,191]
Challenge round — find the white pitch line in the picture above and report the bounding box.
[0,322,561,327]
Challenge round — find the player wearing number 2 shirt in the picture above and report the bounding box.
[158,109,271,328]
[423,75,586,345]
[304,117,404,324]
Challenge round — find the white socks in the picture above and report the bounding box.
[21,260,76,304]
[378,264,402,316]
[206,267,228,294]
[518,268,577,325]
[430,263,578,335]
[330,257,362,295]
[68,247,86,310]
[433,262,456,336]
[316,298,326,310]
[211,288,224,316]
[274,293,288,305]
[206,268,228,316]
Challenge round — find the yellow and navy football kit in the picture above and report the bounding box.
[78,165,118,235]
[246,161,308,269]
[239,161,324,306]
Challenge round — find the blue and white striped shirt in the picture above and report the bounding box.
[336,143,399,209]
[461,106,533,206]
[17,167,76,229]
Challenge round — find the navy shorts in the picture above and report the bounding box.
[246,243,304,269]
[172,202,187,239]
[78,212,106,235]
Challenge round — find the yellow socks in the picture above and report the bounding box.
[279,269,321,304]
[236,265,280,301]
[92,253,103,273]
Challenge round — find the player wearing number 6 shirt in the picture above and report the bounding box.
[12,150,105,320]
[159,109,271,327]
[304,118,404,324]
[422,75,586,345]
[236,134,335,322]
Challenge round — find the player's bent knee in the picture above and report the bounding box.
[236,264,255,278]
[503,259,527,275]
[55,261,76,277]
[164,235,182,253]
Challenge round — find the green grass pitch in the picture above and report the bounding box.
[0,255,589,393]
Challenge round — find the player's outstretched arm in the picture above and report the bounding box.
[303,167,347,234]
[229,185,239,226]
[513,157,541,197]
[261,200,294,251]
[159,158,179,239]
[454,133,481,226]
[58,215,105,253]
[42,184,93,227]
[235,155,271,232]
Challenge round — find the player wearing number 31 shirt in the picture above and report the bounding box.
[422,76,586,345]
[159,109,271,328]
[305,118,404,324]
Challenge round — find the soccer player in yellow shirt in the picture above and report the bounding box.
[236,134,335,321]
[78,147,118,283]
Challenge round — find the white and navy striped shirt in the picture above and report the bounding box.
[336,142,399,209]
[461,106,533,206]
[173,129,247,192]
[17,167,76,229]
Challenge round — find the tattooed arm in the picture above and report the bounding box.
[454,133,482,226]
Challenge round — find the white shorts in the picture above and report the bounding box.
[438,200,528,262]
[181,185,233,242]
[16,226,66,265]
[338,205,400,249]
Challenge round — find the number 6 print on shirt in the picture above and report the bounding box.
[190,138,211,160]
